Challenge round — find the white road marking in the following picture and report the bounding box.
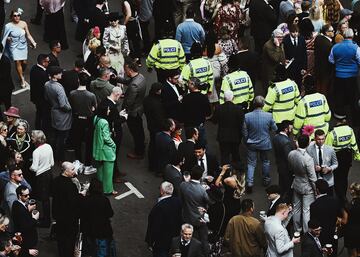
[115,182,144,200]
[12,87,30,95]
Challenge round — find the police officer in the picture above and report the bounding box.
[325,116,360,203]
[146,21,186,83]
[293,74,331,136]
[263,65,300,125]
[180,42,214,95]
[219,59,254,110]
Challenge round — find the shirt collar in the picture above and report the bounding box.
[107,96,116,104]
[272,195,280,204]
[172,165,181,172]
[279,131,288,137]
[37,64,46,71]
[316,193,327,199]
[181,238,191,246]
[185,18,194,21]
[158,195,172,202]
[191,179,200,183]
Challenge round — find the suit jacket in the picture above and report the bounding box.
[122,73,147,117]
[92,117,116,162]
[163,164,183,197]
[279,1,295,23]
[301,233,323,257]
[188,152,220,178]
[273,133,296,175]
[314,35,333,80]
[161,81,183,121]
[264,215,294,257]
[60,69,80,97]
[306,142,338,186]
[143,93,165,133]
[288,149,317,194]
[249,0,277,40]
[310,194,340,246]
[0,53,14,100]
[3,181,18,214]
[180,181,210,227]
[178,140,195,172]
[267,197,287,216]
[30,65,49,105]
[243,109,277,150]
[145,197,182,251]
[12,200,38,249]
[155,132,177,172]
[213,102,244,143]
[283,34,307,75]
[170,236,204,257]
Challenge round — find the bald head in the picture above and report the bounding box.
[61,161,76,177]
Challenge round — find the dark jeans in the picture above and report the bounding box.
[127,114,145,155]
[193,223,209,256]
[219,142,240,165]
[140,20,151,54]
[52,129,69,162]
[35,170,52,226]
[70,117,93,166]
[126,20,141,59]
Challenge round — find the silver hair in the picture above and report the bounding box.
[17,119,29,131]
[31,130,47,145]
[112,86,122,95]
[160,181,174,195]
[253,95,265,108]
[344,28,354,39]
[99,67,110,77]
[62,161,75,173]
[181,223,194,232]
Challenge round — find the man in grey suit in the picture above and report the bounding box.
[307,129,338,195]
[121,57,147,159]
[288,134,317,233]
[279,0,295,23]
[243,95,277,193]
[264,203,300,257]
[179,165,210,256]
[44,66,72,162]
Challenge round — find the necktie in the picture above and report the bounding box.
[318,146,323,167]
[200,158,205,171]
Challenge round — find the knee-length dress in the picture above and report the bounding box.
[1,23,28,61]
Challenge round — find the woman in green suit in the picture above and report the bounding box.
[93,105,118,195]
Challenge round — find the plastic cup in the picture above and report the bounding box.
[294,232,301,238]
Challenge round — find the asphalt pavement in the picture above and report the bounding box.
[2,0,359,256]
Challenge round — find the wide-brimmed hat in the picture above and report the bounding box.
[4,106,20,118]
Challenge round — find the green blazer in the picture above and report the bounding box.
[92,116,116,161]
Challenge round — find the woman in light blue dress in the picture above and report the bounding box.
[1,8,36,88]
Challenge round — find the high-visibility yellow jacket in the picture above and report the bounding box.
[146,39,186,70]
[263,79,300,123]
[293,93,331,136]
[325,124,360,160]
[219,70,254,105]
[181,57,214,94]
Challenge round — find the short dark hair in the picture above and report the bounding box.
[16,185,28,198]
[49,40,61,50]
[8,164,21,177]
[75,59,84,69]
[278,120,293,132]
[194,142,206,150]
[0,239,11,252]
[303,74,316,94]
[190,42,203,59]
[184,127,197,139]
[321,24,333,34]
[298,134,310,148]
[308,219,321,229]
[191,165,203,180]
[288,24,299,33]
[78,72,91,87]
[314,129,325,137]
[96,0,105,4]
[266,185,282,195]
[186,6,195,18]
[37,54,48,64]
[95,46,106,55]
[241,198,254,213]
[315,179,329,194]
[124,56,138,72]
[171,152,184,166]
[162,118,174,131]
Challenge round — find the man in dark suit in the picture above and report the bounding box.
[314,24,334,95]
[249,0,277,53]
[30,54,50,131]
[0,44,14,114]
[161,70,184,121]
[283,24,307,87]
[170,224,204,257]
[60,59,86,97]
[155,119,177,176]
[301,219,327,257]
[189,143,220,181]
[163,153,185,197]
[213,90,244,165]
[145,181,182,257]
[178,127,198,172]
[144,82,166,172]
[12,186,39,257]
[180,165,210,256]
[310,179,341,256]
[273,120,296,201]
[266,185,287,216]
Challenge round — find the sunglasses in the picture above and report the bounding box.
[13,14,20,17]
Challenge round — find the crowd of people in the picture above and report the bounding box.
[0,0,360,256]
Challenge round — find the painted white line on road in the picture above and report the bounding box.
[12,87,30,95]
[115,182,144,200]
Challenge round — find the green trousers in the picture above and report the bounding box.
[96,161,114,194]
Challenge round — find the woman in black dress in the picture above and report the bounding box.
[344,182,360,257]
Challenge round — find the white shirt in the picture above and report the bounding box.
[290,35,298,46]
[269,195,280,210]
[181,238,191,246]
[17,199,27,208]
[167,80,180,98]
[198,154,208,178]
[158,195,172,202]
[37,64,46,71]
[30,144,54,176]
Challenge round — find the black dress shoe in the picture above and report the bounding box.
[30,18,41,25]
